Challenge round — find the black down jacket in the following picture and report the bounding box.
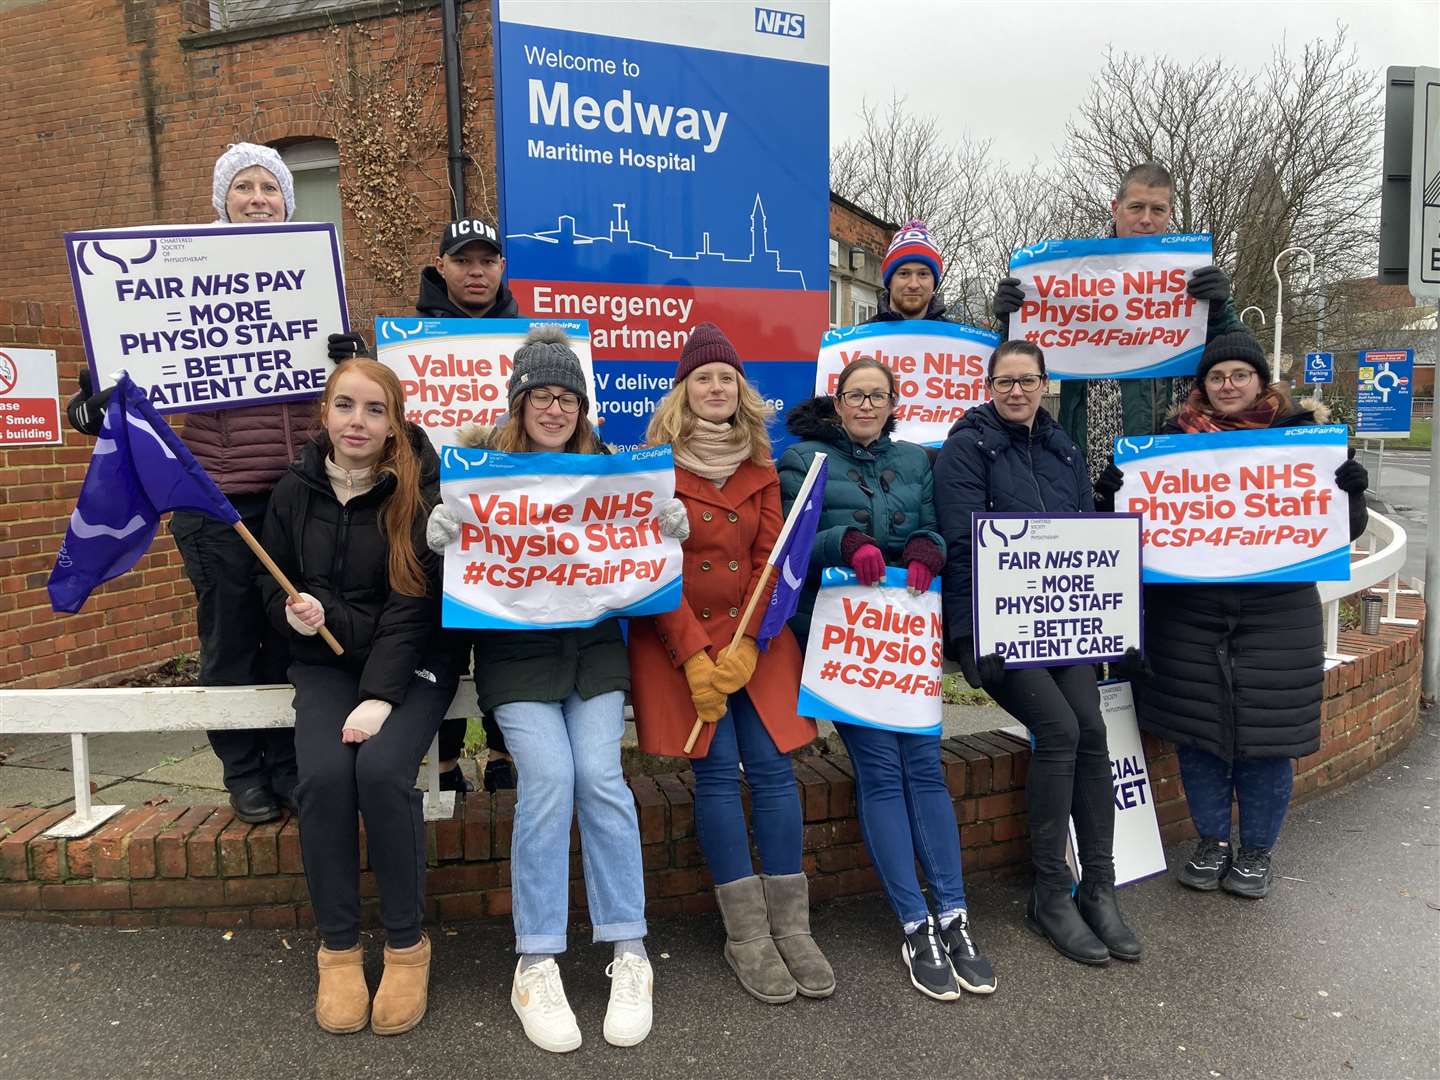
[1133,403,1369,762]
[933,401,1093,645]
[258,426,456,703]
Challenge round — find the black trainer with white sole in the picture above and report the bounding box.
[901,916,960,1001]
[1221,847,1273,899]
[1178,838,1231,891]
[938,911,997,994]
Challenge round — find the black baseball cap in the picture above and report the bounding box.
[439,219,502,257]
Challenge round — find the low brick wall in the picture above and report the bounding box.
[0,598,1424,928]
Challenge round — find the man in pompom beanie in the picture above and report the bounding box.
[866,220,952,324]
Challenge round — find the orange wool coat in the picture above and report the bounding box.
[629,460,815,759]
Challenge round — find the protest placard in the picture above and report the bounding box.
[971,513,1142,668]
[375,317,597,449]
[797,567,944,735]
[439,443,681,628]
[1004,679,1167,887]
[1008,234,1212,379]
[0,347,61,446]
[1113,425,1351,583]
[814,321,997,446]
[64,223,347,413]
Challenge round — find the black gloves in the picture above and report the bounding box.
[955,638,1005,689]
[327,331,368,362]
[1334,457,1369,495]
[992,277,1025,318]
[1110,646,1152,683]
[1093,462,1125,513]
[64,368,113,437]
[1186,265,1231,303]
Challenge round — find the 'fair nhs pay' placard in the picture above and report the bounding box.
[65,223,348,414]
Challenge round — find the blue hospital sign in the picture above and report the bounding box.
[1355,349,1414,439]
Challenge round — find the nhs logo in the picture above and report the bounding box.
[754,7,805,37]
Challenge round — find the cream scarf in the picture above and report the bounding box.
[674,418,751,486]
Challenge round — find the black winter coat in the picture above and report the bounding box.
[933,401,1093,645]
[1134,403,1368,762]
[415,268,520,320]
[258,428,455,703]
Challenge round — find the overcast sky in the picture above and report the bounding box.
[830,0,1440,167]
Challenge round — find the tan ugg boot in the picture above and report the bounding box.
[315,944,370,1034]
[371,934,431,1035]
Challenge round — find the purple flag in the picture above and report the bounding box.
[757,453,828,647]
[48,374,240,613]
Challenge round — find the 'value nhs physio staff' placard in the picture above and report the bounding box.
[439,444,682,629]
[798,567,944,735]
[64,224,347,414]
[1113,426,1351,583]
[814,321,998,446]
[376,317,597,450]
[493,2,830,448]
[971,514,1142,668]
[1008,235,1211,379]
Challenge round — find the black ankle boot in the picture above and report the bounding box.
[1025,886,1109,966]
[1075,880,1142,961]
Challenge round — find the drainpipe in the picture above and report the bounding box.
[442,0,466,219]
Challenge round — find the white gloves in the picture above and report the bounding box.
[657,497,690,541]
[341,698,393,743]
[426,503,462,554]
[285,592,325,636]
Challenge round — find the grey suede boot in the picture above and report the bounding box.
[762,873,835,999]
[714,875,797,1004]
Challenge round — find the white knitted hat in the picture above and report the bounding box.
[211,142,295,221]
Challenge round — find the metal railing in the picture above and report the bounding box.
[1317,509,1414,656]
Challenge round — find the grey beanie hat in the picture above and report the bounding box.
[212,142,296,221]
[508,325,589,407]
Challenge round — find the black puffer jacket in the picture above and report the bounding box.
[1134,402,1368,762]
[933,401,1092,645]
[415,268,520,320]
[258,426,454,703]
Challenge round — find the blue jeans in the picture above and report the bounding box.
[1176,744,1294,850]
[690,689,802,885]
[493,691,647,954]
[836,723,967,927]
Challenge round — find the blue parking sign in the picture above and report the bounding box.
[1304,351,1333,384]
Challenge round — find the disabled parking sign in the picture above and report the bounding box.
[1304,351,1333,384]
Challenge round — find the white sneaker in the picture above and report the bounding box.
[603,953,654,1047]
[511,958,581,1053]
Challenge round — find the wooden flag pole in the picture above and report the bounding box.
[233,520,344,656]
[682,563,774,754]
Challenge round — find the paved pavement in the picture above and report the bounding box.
[1,712,1435,1080]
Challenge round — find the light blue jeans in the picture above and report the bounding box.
[492,691,647,954]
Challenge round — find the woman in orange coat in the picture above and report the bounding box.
[629,323,834,1005]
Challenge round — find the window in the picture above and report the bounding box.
[278,140,342,243]
[829,277,841,328]
[851,286,877,325]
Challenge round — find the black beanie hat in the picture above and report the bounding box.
[1197,331,1270,387]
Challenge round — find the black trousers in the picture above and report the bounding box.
[985,664,1116,889]
[436,713,505,762]
[171,493,295,794]
[291,657,458,950]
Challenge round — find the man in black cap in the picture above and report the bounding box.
[416,219,519,792]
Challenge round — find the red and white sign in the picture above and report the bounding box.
[0,348,62,446]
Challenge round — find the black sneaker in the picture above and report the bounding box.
[483,756,516,793]
[439,765,475,793]
[1221,847,1273,899]
[1178,838,1231,891]
[900,916,960,1001]
[938,911,996,995]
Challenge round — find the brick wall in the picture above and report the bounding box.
[0,598,1423,926]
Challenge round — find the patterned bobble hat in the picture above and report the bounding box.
[881,220,944,288]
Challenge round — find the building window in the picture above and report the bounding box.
[208,0,366,29]
[829,277,841,328]
[852,286,877,325]
[278,140,342,243]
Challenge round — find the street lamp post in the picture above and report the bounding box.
[1272,246,1315,390]
[1240,305,1267,330]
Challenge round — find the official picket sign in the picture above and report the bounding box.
[0,347,61,446]
[814,321,998,446]
[797,566,944,735]
[439,443,682,629]
[376,317,596,449]
[971,513,1142,668]
[1355,348,1414,439]
[1007,234,1212,379]
[1112,426,1351,583]
[64,223,347,414]
[492,1,830,447]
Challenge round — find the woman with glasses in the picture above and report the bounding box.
[1094,332,1369,900]
[426,327,678,1052]
[778,356,996,1001]
[934,340,1141,967]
